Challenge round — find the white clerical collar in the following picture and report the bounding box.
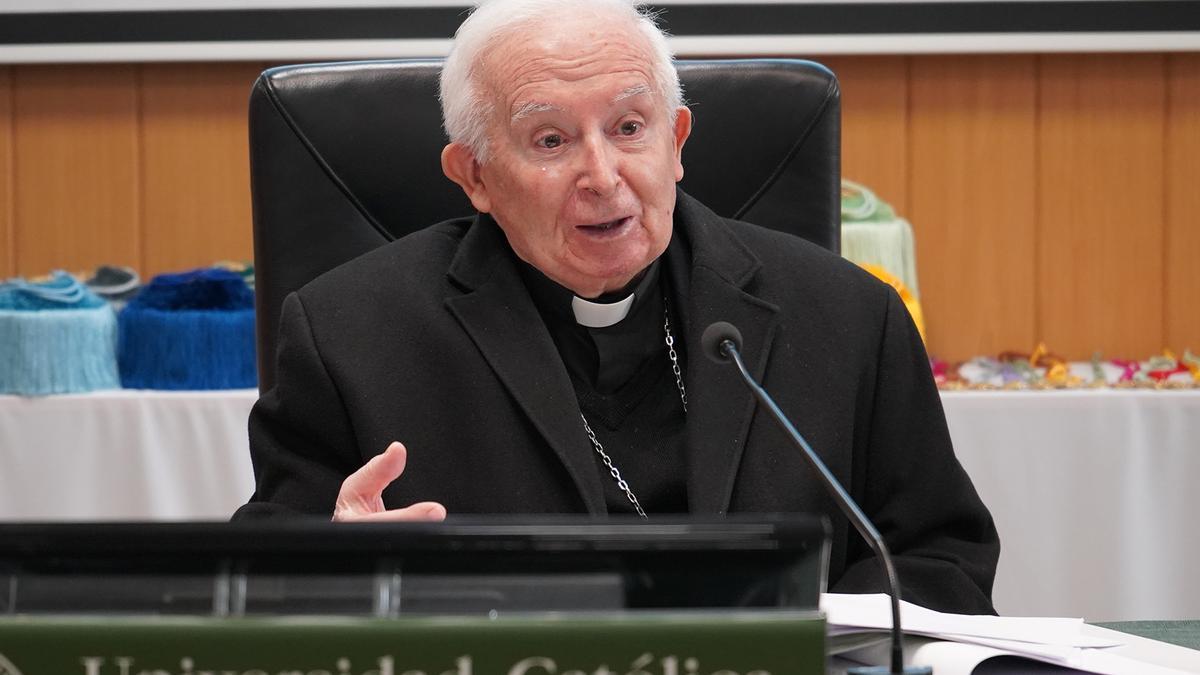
[572,293,636,328]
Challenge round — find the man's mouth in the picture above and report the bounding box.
[578,216,633,233]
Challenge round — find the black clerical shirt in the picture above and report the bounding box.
[518,251,689,515]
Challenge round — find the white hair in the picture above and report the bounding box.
[439,0,683,164]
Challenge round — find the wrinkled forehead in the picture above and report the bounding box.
[475,16,663,113]
[510,83,652,122]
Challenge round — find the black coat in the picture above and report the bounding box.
[236,191,1000,614]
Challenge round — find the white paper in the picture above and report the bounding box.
[822,594,1121,648]
[820,594,1196,675]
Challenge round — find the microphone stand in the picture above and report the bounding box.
[708,324,930,675]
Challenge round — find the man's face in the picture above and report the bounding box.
[443,18,692,298]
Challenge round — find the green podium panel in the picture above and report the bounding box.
[0,613,824,675]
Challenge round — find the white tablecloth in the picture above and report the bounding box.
[941,390,1200,622]
[0,389,256,521]
[2,388,1198,621]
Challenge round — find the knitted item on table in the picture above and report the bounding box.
[840,179,921,298]
[0,271,120,396]
[117,268,256,390]
[841,179,898,223]
[85,264,142,311]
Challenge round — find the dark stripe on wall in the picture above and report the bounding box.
[660,2,1200,35]
[0,8,469,44]
[1,2,1197,45]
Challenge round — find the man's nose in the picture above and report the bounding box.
[575,134,619,197]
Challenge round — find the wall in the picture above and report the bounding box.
[826,53,1200,363]
[0,62,263,283]
[0,54,1197,362]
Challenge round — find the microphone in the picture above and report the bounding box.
[701,321,930,675]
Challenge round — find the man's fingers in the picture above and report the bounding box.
[333,442,446,523]
[344,502,448,522]
[340,441,408,504]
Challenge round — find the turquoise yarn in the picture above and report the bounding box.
[117,268,256,390]
[0,272,120,396]
[0,271,107,310]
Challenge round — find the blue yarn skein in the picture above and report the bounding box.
[118,268,256,390]
[0,272,120,396]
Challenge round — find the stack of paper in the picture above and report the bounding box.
[822,594,1197,675]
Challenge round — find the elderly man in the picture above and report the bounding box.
[236,0,1000,614]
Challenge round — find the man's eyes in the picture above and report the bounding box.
[532,120,642,149]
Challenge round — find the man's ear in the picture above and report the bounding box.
[672,107,693,182]
[441,142,492,213]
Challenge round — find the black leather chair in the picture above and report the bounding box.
[249,59,841,392]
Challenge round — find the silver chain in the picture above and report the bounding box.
[580,298,687,519]
[581,414,647,518]
[665,307,687,413]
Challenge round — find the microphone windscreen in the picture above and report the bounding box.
[701,321,743,363]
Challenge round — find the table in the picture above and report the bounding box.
[1099,621,1200,652]
[942,390,1200,622]
[0,390,256,521]
[2,388,1198,622]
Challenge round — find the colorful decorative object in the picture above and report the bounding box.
[0,272,120,396]
[938,345,1199,390]
[117,268,256,390]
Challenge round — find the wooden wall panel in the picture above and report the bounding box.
[140,63,259,275]
[909,55,1038,362]
[12,65,140,277]
[1037,55,1166,360]
[822,56,910,215]
[2,56,1196,362]
[1,67,12,278]
[1166,54,1200,354]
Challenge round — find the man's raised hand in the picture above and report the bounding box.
[332,441,447,522]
